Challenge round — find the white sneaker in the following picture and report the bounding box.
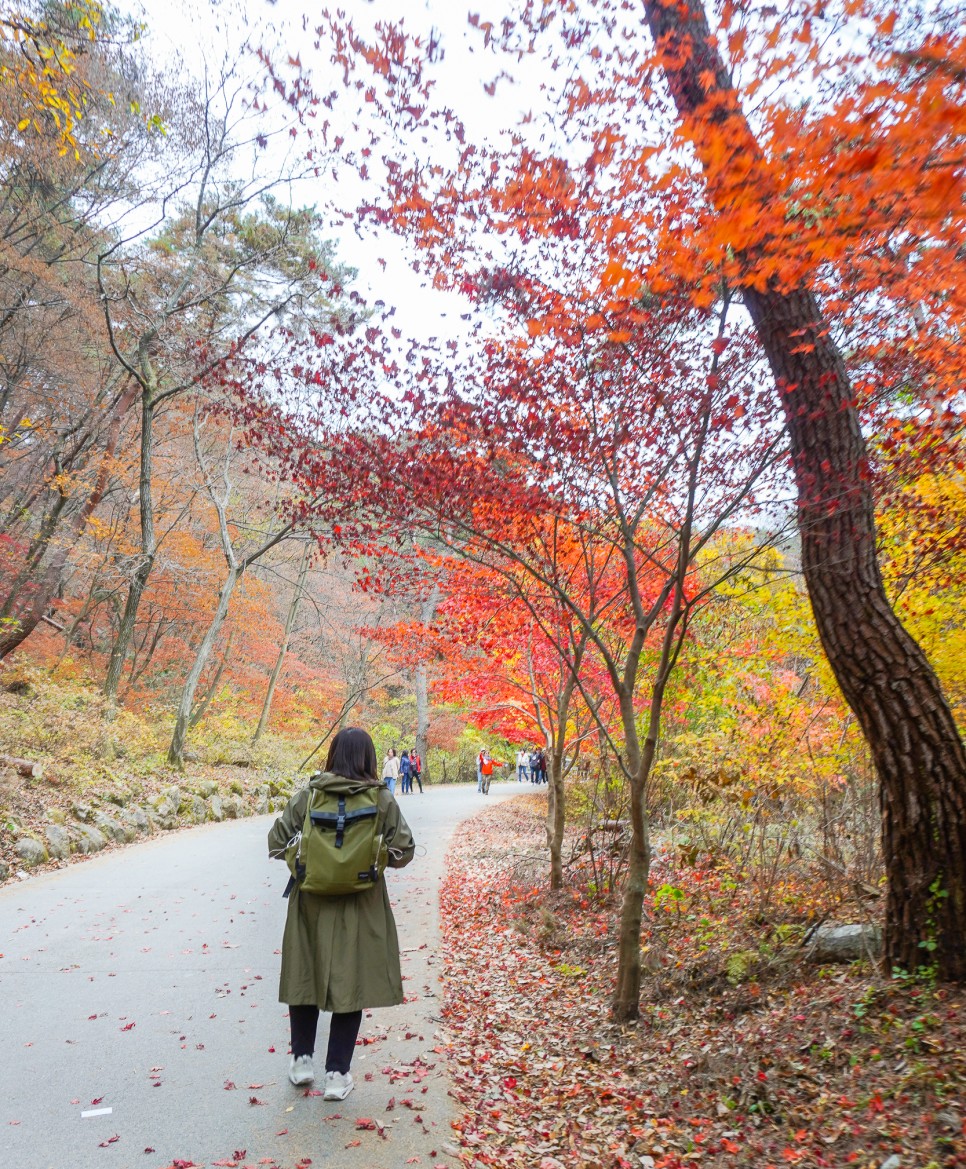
[323,1070,354,1100]
[289,1055,314,1086]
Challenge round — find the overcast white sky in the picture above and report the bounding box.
[125,0,549,344]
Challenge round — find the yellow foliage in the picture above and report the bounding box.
[0,1,103,160]
[879,473,966,729]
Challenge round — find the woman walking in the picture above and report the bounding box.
[268,727,415,1100]
[381,746,400,794]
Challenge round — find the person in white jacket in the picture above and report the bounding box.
[516,749,530,783]
[382,748,400,794]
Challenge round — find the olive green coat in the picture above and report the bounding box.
[267,772,415,1012]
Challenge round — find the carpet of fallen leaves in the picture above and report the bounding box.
[438,797,966,1169]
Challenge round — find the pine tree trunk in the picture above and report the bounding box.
[744,285,966,978]
[642,0,966,979]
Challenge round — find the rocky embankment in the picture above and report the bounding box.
[0,771,295,885]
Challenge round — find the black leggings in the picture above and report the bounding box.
[289,1005,362,1074]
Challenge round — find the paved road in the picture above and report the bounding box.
[0,781,521,1169]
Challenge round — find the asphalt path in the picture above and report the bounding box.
[0,780,523,1169]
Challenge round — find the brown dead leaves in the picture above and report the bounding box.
[439,800,966,1169]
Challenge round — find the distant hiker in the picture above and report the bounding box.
[516,749,529,782]
[529,749,540,783]
[400,749,412,795]
[411,749,423,793]
[476,748,486,792]
[382,747,400,794]
[480,750,503,794]
[535,749,548,784]
[268,727,415,1101]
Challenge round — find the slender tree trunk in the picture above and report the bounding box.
[0,380,136,659]
[168,564,242,765]
[612,771,650,1020]
[546,658,581,891]
[0,548,70,658]
[642,0,966,980]
[415,582,440,781]
[189,629,234,729]
[547,753,566,890]
[253,543,310,741]
[104,387,156,705]
[414,661,430,771]
[0,492,67,622]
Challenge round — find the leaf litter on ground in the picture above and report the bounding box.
[438,797,966,1169]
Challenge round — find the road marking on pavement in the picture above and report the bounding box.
[81,1108,112,1118]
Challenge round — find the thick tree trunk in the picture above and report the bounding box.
[642,0,966,981]
[745,287,966,977]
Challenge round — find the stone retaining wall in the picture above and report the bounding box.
[1,775,296,884]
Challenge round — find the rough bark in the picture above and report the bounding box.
[642,0,966,979]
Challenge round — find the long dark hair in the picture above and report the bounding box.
[325,727,379,782]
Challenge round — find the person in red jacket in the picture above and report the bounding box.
[479,751,505,794]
